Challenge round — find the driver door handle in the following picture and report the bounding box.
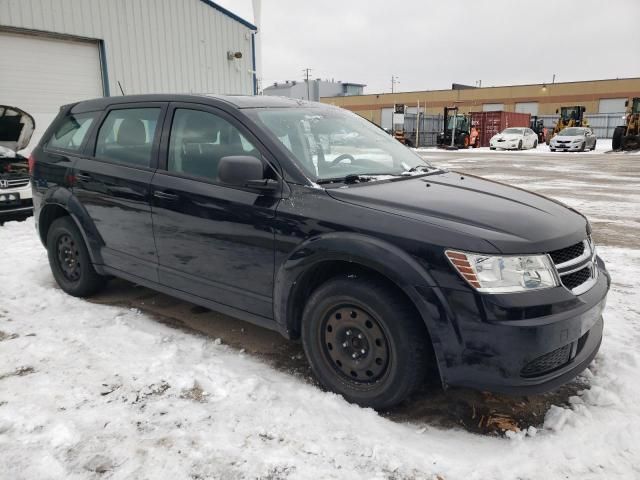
[153,190,179,201]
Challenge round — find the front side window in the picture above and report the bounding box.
[48,113,96,151]
[168,109,260,181]
[247,106,431,181]
[95,108,160,167]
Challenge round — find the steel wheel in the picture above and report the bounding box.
[321,305,390,384]
[56,233,81,282]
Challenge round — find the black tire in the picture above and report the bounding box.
[517,140,523,150]
[580,141,586,152]
[490,146,496,150]
[533,140,538,149]
[46,216,106,297]
[458,133,470,149]
[301,275,430,409]
[550,148,556,152]
[591,140,597,151]
[612,126,625,150]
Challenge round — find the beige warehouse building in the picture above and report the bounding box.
[321,77,640,129]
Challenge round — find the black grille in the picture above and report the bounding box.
[561,266,591,290]
[521,344,572,377]
[549,241,585,265]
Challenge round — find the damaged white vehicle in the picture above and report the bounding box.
[489,127,538,150]
[0,106,35,225]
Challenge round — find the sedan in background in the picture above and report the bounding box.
[549,127,597,152]
[489,127,538,150]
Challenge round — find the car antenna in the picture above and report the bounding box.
[117,81,126,96]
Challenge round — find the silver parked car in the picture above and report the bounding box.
[549,127,597,152]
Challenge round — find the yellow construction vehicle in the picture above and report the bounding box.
[546,106,588,144]
[612,97,640,151]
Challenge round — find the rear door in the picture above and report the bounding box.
[151,103,281,318]
[74,103,167,282]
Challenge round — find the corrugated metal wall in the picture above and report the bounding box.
[537,113,627,138]
[0,0,255,96]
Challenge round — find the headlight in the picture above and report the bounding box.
[446,250,559,293]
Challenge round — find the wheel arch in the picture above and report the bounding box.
[38,189,105,267]
[274,233,448,379]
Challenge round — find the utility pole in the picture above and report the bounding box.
[302,68,312,100]
[391,75,399,93]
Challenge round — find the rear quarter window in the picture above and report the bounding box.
[47,113,96,152]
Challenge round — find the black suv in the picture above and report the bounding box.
[31,95,610,409]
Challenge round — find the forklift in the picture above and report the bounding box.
[612,97,640,151]
[546,106,588,144]
[530,116,546,144]
[436,106,478,149]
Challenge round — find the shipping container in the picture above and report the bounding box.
[470,111,531,147]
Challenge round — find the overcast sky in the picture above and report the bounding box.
[216,0,640,94]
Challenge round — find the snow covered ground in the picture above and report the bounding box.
[1,218,640,479]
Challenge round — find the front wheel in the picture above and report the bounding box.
[533,140,538,149]
[46,216,107,297]
[517,140,523,150]
[301,276,431,409]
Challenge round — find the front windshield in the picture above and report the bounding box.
[502,128,524,135]
[446,115,468,130]
[559,128,585,136]
[248,106,433,182]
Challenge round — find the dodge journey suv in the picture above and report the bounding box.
[31,95,610,409]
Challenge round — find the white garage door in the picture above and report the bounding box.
[598,98,626,114]
[381,107,393,129]
[483,103,504,112]
[515,102,539,115]
[0,31,103,152]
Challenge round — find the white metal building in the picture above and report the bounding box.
[0,0,257,148]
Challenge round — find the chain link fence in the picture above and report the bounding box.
[401,112,627,146]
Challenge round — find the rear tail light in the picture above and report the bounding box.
[28,154,35,175]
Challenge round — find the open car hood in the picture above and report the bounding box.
[0,105,35,152]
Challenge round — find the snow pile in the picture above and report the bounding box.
[1,219,639,479]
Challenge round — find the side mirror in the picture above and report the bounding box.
[217,156,277,192]
[555,109,559,114]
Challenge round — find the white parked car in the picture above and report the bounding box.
[489,127,538,150]
[549,127,597,152]
[0,105,35,225]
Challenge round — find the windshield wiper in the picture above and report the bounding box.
[317,172,406,185]
[402,165,444,176]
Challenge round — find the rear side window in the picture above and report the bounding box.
[48,113,96,151]
[95,108,160,168]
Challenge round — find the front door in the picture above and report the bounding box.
[73,103,166,281]
[151,104,280,319]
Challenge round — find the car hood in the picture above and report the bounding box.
[493,133,521,141]
[325,172,588,254]
[0,106,35,152]
[553,135,583,141]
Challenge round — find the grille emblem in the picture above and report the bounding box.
[0,179,8,189]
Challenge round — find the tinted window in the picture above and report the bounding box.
[48,113,95,151]
[95,108,160,167]
[168,109,260,181]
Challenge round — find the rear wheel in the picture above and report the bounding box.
[612,126,625,150]
[46,216,106,297]
[591,140,597,151]
[301,275,430,409]
[458,133,470,149]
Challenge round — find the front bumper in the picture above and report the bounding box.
[490,140,520,150]
[425,257,610,394]
[0,181,34,221]
[550,142,584,151]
